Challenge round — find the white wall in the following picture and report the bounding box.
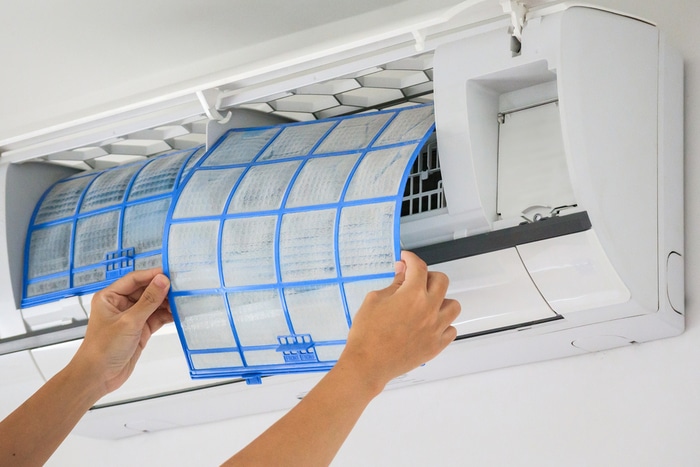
[41,0,700,465]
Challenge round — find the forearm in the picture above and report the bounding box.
[0,270,172,466]
[0,358,106,466]
[223,356,384,467]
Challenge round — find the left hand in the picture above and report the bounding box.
[72,268,173,396]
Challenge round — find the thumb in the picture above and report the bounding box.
[384,259,407,293]
[129,274,170,323]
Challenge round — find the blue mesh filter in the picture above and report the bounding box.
[22,146,206,307]
[164,104,435,382]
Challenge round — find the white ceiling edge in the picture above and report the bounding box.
[0,0,573,161]
[0,1,487,148]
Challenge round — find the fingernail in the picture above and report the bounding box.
[154,274,170,288]
[394,261,406,274]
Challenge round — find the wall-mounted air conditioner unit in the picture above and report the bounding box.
[0,3,682,439]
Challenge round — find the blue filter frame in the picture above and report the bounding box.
[22,146,207,307]
[164,104,435,383]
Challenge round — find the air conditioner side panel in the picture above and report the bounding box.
[0,162,78,338]
[658,32,684,323]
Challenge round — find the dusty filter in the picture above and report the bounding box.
[22,146,207,304]
[164,104,435,383]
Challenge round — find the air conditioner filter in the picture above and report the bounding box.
[22,146,207,305]
[164,104,435,382]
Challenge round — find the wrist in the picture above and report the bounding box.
[332,350,388,400]
[64,349,111,402]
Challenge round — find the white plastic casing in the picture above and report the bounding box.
[0,162,81,338]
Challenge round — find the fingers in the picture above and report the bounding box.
[440,325,458,348]
[370,256,408,299]
[385,261,406,292]
[146,305,175,335]
[426,271,449,297]
[107,268,163,297]
[128,274,171,324]
[436,299,460,350]
[394,259,407,278]
[399,251,429,291]
[440,298,461,326]
[399,251,449,300]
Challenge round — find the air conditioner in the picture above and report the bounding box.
[0,3,683,439]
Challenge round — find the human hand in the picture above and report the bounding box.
[338,251,460,394]
[223,252,459,467]
[71,268,173,396]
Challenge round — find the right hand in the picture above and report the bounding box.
[73,268,173,397]
[338,251,461,394]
